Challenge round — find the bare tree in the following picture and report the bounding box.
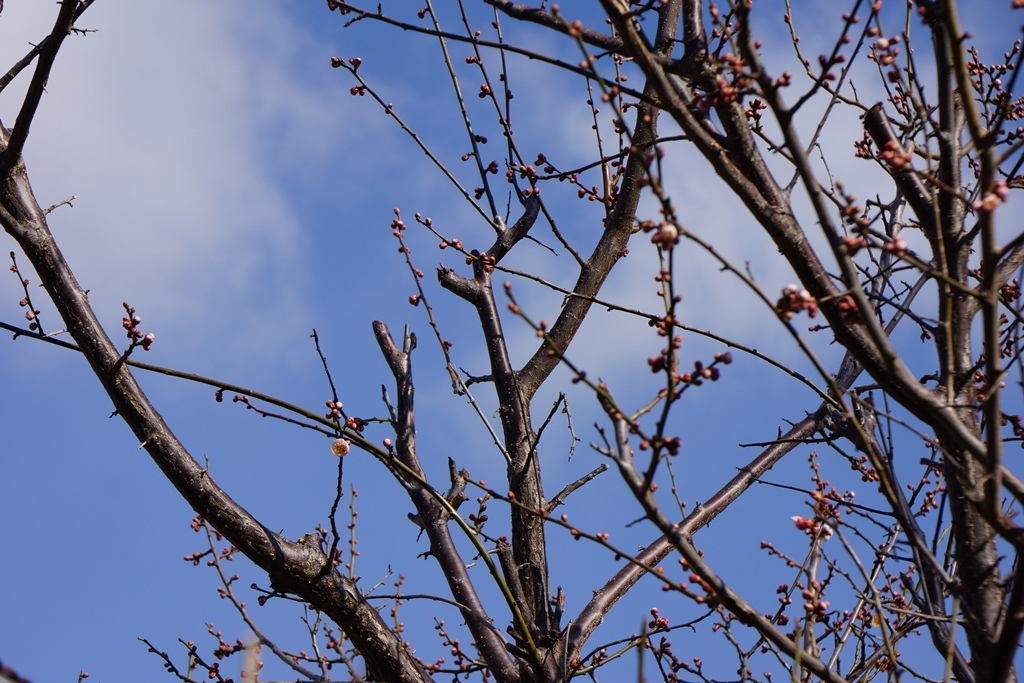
[3,1,1024,681]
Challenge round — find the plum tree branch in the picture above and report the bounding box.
[372,321,521,682]
[0,0,79,179]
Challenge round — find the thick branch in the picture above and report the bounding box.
[372,321,520,683]
[863,103,937,238]
[926,7,1006,678]
[486,194,540,264]
[441,257,552,647]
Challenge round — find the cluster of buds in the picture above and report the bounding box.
[577,184,603,202]
[638,435,682,456]
[973,180,1010,213]
[647,334,682,373]
[816,52,846,83]
[865,26,902,82]
[717,53,751,99]
[879,140,912,169]
[647,607,671,632]
[973,369,1007,401]
[791,515,834,540]
[324,401,368,433]
[745,97,768,127]
[182,551,206,566]
[10,255,41,332]
[868,33,901,67]
[776,284,818,320]
[19,296,40,331]
[513,163,538,181]
[466,250,496,273]
[535,157,561,179]
[835,180,866,228]
[875,656,897,672]
[802,584,830,616]
[391,212,406,233]
[676,353,732,387]
[853,133,874,159]
[837,294,860,323]
[841,235,868,254]
[330,56,361,71]
[692,76,737,110]
[468,494,490,532]
[882,235,908,256]
[688,571,718,605]
[325,399,344,420]
[650,347,732,388]
[810,487,843,526]
[648,311,680,337]
[121,302,155,351]
[1001,278,1021,302]
[1004,413,1024,446]
[641,220,680,249]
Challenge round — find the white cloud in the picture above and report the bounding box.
[0,1,362,372]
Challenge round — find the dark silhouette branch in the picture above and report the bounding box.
[440,253,553,655]
[0,0,95,97]
[863,103,937,238]
[0,0,78,179]
[371,321,521,683]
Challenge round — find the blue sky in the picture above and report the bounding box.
[1,1,1022,681]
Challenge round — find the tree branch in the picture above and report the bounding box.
[371,321,521,683]
[0,0,95,97]
[0,0,79,178]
